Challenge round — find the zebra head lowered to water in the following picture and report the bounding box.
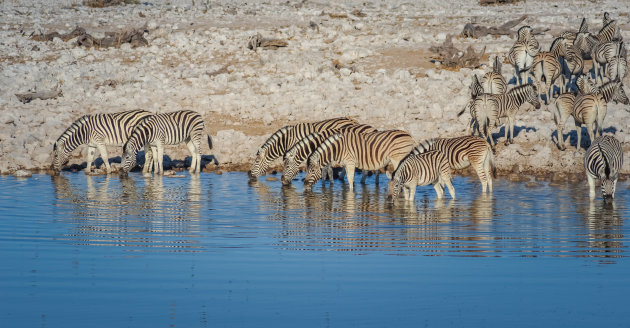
[247,117,360,180]
[121,110,212,175]
[303,129,416,191]
[51,110,152,175]
[584,135,623,200]
[387,150,455,202]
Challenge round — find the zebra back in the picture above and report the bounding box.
[250,117,358,178]
[505,84,540,111]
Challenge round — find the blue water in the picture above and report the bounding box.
[1,172,629,327]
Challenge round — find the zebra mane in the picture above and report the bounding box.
[508,83,536,98]
[603,13,611,27]
[259,125,293,152]
[411,138,438,155]
[54,114,92,148]
[517,25,532,41]
[285,131,321,159]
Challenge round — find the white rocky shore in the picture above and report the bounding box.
[1,0,629,177]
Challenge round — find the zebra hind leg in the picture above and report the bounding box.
[97,143,111,173]
[86,145,97,173]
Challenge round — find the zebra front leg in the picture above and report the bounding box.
[360,170,368,184]
[586,125,596,149]
[407,183,417,201]
[576,126,582,150]
[143,146,153,174]
[557,123,566,151]
[345,164,356,192]
[433,182,445,199]
[445,178,456,199]
[587,174,596,199]
[97,143,111,173]
[85,145,96,173]
[156,144,165,175]
[186,140,200,174]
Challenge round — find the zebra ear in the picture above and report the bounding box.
[579,18,588,33]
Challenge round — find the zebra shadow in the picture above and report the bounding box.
[553,126,618,150]
[491,125,537,143]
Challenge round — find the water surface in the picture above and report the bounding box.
[1,172,629,327]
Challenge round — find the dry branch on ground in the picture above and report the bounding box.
[429,34,486,69]
[479,0,524,5]
[247,33,288,50]
[83,0,139,8]
[15,87,63,104]
[31,26,149,48]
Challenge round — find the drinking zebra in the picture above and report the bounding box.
[584,135,622,200]
[280,124,378,185]
[51,109,152,174]
[412,136,495,193]
[303,130,416,191]
[248,117,359,180]
[464,84,541,148]
[388,150,455,201]
[121,110,212,174]
[531,37,567,104]
[481,56,507,94]
[508,26,539,85]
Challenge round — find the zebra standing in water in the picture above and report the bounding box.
[52,110,152,174]
[508,26,539,85]
[304,130,416,191]
[584,135,622,200]
[412,136,495,193]
[531,37,567,104]
[463,84,541,148]
[121,110,212,174]
[280,124,377,185]
[388,150,455,201]
[248,117,359,180]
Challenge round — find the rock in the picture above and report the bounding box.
[14,170,32,177]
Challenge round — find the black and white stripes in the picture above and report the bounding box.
[121,110,212,174]
[584,135,623,199]
[52,110,152,174]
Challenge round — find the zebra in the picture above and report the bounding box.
[387,150,455,201]
[572,91,607,150]
[558,17,588,45]
[303,130,416,191]
[248,117,359,180]
[562,45,584,91]
[553,79,627,150]
[462,74,485,136]
[584,135,622,200]
[531,37,567,103]
[606,44,627,82]
[508,26,540,85]
[597,18,621,43]
[51,110,152,174]
[481,56,507,94]
[121,110,212,175]
[574,31,600,60]
[591,41,624,83]
[466,84,541,148]
[602,12,612,27]
[280,124,377,185]
[412,136,495,193]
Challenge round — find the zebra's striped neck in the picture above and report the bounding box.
[259,126,292,161]
[507,84,535,106]
[55,115,91,153]
[125,120,154,153]
[313,133,344,167]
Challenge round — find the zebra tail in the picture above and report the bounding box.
[457,102,469,117]
[207,134,213,150]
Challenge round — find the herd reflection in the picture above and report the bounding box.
[50,173,626,261]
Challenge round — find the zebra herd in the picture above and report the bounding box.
[248,117,495,201]
[51,109,212,176]
[50,13,625,202]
